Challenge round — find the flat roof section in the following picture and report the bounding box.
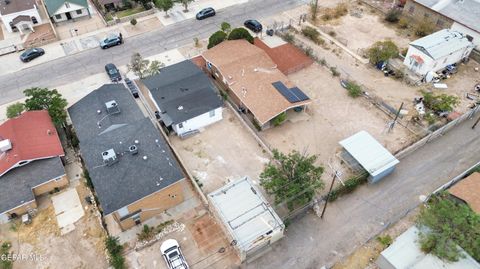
[339,131,399,177]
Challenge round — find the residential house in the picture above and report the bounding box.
[339,131,399,183]
[403,29,474,77]
[376,226,480,269]
[403,0,480,48]
[208,177,285,262]
[44,0,90,23]
[68,84,187,231]
[0,0,42,33]
[448,172,480,214]
[202,40,312,130]
[140,60,223,137]
[0,111,68,224]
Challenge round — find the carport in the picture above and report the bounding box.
[339,131,399,183]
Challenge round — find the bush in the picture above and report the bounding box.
[83,169,93,189]
[328,30,336,37]
[367,40,399,64]
[130,18,137,26]
[6,103,24,119]
[227,28,254,44]
[421,90,460,112]
[415,20,434,37]
[137,224,155,241]
[334,3,348,17]
[207,30,227,49]
[271,112,287,126]
[398,17,409,29]
[321,13,332,21]
[105,236,125,269]
[328,173,368,201]
[377,235,393,247]
[330,66,340,76]
[385,8,401,23]
[282,32,295,43]
[1,241,13,269]
[346,81,362,97]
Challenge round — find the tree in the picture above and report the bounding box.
[6,102,25,118]
[207,30,227,49]
[174,0,193,12]
[366,40,399,65]
[260,149,324,211]
[220,22,231,34]
[127,52,163,78]
[134,0,151,9]
[417,194,480,262]
[105,236,125,269]
[130,18,137,26]
[23,88,68,125]
[415,20,434,37]
[227,28,254,44]
[421,90,460,112]
[154,0,173,17]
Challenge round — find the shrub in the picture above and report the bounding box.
[227,28,254,44]
[272,112,287,126]
[130,18,137,26]
[302,26,320,41]
[304,46,313,57]
[377,235,393,247]
[421,90,460,112]
[385,8,401,23]
[1,241,13,269]
[137,225,155,241]
[398,17,409,29]
[6,102,24,119]
[367,40,399,64]
[330,66,340,76]
[328,30,336,37]
[83,169,93,189]
[207,30,227,49]
[321,13,332,21]
[333,3,348,18]
[105,236,125,269]
[415,20,434,37]
[346,81,362,97]
[424,113,436,125]
[282,32,295,43]
[328,173,368,201]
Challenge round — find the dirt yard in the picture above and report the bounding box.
[0,183,108,269]
[125,213,239,269]
[170,107,271,194]
[261,64,414,175]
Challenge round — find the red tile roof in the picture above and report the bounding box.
[0,110,64,176]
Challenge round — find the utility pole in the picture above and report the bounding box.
[472,114,480,129]
[320,171,337,219]
[389,102,404,132]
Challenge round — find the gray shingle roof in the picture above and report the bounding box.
[410,29,473,60]
[0,157,65,214]
[414,0,480,33]
[44,0,88,16]
[68,84,184,215]
[0,0,35,15]
[141,60,223,126]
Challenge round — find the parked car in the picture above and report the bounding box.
[160,239,189,269]
[196,7,215,20]
[125,78,139,98]
[105,63,121,82]
[244,19,262,33]
[100,33,123,49]
[20,48,45,62]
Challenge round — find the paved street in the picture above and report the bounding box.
[247,116,480,269]
[0,0,305,106]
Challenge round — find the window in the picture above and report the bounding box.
[117,207,129,218]
[423,13,430,18]
[31,16,38,24]
[436,19,444,27]
[65,2,70,8]
[408,6,415,13]
[209,110,215,117]
[55,14,62,19]
[76,9,82,15]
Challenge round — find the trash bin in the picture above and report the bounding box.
[266,29,274,36]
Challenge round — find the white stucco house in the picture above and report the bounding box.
[44,0,90,23]
[0,0,42,33]
[403,29,475,77]
[141,60,224,138]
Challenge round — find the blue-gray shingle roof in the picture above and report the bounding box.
[68,84,184,215]
[44,0,88,16]
[141,60,223,126]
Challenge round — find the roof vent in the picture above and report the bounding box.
[47,129,53,135]
[143,156,148,160]
[4,0,10,5]
[101,149,118,166]
[0,139,12,152]
[129,145,138,155]
[178,106,183,110]
[97,110,101,114]
[105,100,120,114]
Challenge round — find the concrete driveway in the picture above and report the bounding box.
[246,113,480,268]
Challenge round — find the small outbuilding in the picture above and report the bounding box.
[339,131,399,183]
[208,177,284,262]
[376,226,480,269]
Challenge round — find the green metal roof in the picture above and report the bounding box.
[44,0,88,16]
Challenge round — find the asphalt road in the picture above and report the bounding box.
[246,115,480,268]
[0,0,305,105]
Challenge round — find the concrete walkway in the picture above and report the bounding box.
[247,115,480,268]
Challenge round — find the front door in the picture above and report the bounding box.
[66,12,72,20]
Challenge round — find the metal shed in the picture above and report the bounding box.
[208,177,284,262]
[339,131,399,183]
[376,226,480,269]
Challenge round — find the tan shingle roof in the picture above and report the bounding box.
[202,40,311,125]
[449,172,480,214]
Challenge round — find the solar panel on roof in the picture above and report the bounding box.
[272,81,310,103]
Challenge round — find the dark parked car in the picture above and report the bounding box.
[100,33,123,49]
[125,78,139,98]
[20,48,45,62]
[244,19,262,33]
[105,63,121,82]
[196,7,215,20]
